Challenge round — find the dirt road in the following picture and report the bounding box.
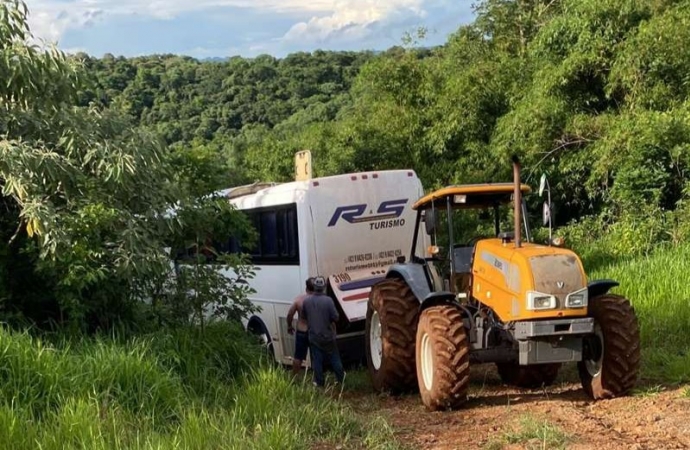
[345,365,690,450]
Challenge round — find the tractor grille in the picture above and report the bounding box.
[529,254,585,308]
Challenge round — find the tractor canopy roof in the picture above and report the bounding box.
[412,182,531,210]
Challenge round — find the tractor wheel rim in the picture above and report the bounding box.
[421,332,434,391]
[585,324,604,378]
[370,310,382,370]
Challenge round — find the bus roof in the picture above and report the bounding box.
[219,170,419,202]
[412,183,532,210]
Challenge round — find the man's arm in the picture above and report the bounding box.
[329,299,339,323]
[301,299,309,322]
[328,300,339,334]
[286,302,298,334]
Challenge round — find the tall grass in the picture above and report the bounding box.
[583,244,690,383]
[0,322,394,449]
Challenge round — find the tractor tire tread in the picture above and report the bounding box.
[578,293,641,399]
[366,278,419,393]
[416,305,470,411]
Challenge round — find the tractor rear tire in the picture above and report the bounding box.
[578,294,641,400]
[415,304,470,411]
[365,278,419,393]
[496,362,561,389]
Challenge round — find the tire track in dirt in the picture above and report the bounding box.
[345,365,690,450]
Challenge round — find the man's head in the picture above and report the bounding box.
[305,277,315,293]
[312,276,327,294]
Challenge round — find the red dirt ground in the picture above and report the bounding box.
[343,365,690,450]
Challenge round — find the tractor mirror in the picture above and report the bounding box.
[424,209,437,235]
[539,174,547,197]
[542,201,551,226]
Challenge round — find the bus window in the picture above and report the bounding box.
[241,204,299,265]
[260,211,278,257]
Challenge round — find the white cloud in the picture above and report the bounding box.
[282,0,427,44]
[24,0,437,45]
[25,0,332,43]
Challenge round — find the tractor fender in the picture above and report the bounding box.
[419,293,473,336]
[385,263,432,304]
[419,291,457,313]
[587,279,620,299]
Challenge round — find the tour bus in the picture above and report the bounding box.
[216,167,428,367]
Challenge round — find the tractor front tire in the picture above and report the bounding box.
[365,278,419,393]
[578,294,641,400]
[496,362,561,389]
[415,305,470,411]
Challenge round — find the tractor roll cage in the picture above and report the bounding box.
[409,182,533,264]
[412,183,531,211]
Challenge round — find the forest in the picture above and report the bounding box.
[1,0,689,448]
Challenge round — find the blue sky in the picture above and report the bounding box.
[25,0,477,59]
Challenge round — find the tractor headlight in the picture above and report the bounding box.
[565,288,588,309]
[526,291,557,311]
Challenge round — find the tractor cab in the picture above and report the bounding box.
[411,182,532,303]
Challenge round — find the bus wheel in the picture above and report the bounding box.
[248,320,275,365]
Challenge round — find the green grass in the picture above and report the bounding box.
[0,322,400,450]
[632,384,665,397]
[584,243,690,384]
[341,366,376,393]
[484,414,572,450]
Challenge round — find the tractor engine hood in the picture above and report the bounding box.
[473,239,588,321]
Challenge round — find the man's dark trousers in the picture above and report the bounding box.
[310,342,345,387]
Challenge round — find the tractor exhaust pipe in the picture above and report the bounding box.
[512,155,522,248]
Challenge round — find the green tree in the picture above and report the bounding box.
[0,0,257,331]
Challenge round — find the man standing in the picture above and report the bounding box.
[287,277,314,376]
[301,276,345,387]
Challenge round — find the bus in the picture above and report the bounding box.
[216,168,428,367]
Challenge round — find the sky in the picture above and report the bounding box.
[24,0,477,59]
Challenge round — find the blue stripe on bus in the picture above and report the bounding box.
[338,276,385,291]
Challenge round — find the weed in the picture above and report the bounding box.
[485,414,572,450]
[341,366,376,393]
[362,414,413,450]
[632,384,665,397]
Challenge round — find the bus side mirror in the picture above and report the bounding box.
[424,209,437,236]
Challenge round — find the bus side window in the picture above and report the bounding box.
[231,204,300,265]
[284,208,298,258]
[277,209,298,259]
[260,211,278,257]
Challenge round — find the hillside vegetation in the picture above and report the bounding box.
[77,0,690,244]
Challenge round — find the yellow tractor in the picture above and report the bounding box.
[365,157,641,411]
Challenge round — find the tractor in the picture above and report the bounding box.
[364,157,641,411]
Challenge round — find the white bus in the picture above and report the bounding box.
[216,169,427,366]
